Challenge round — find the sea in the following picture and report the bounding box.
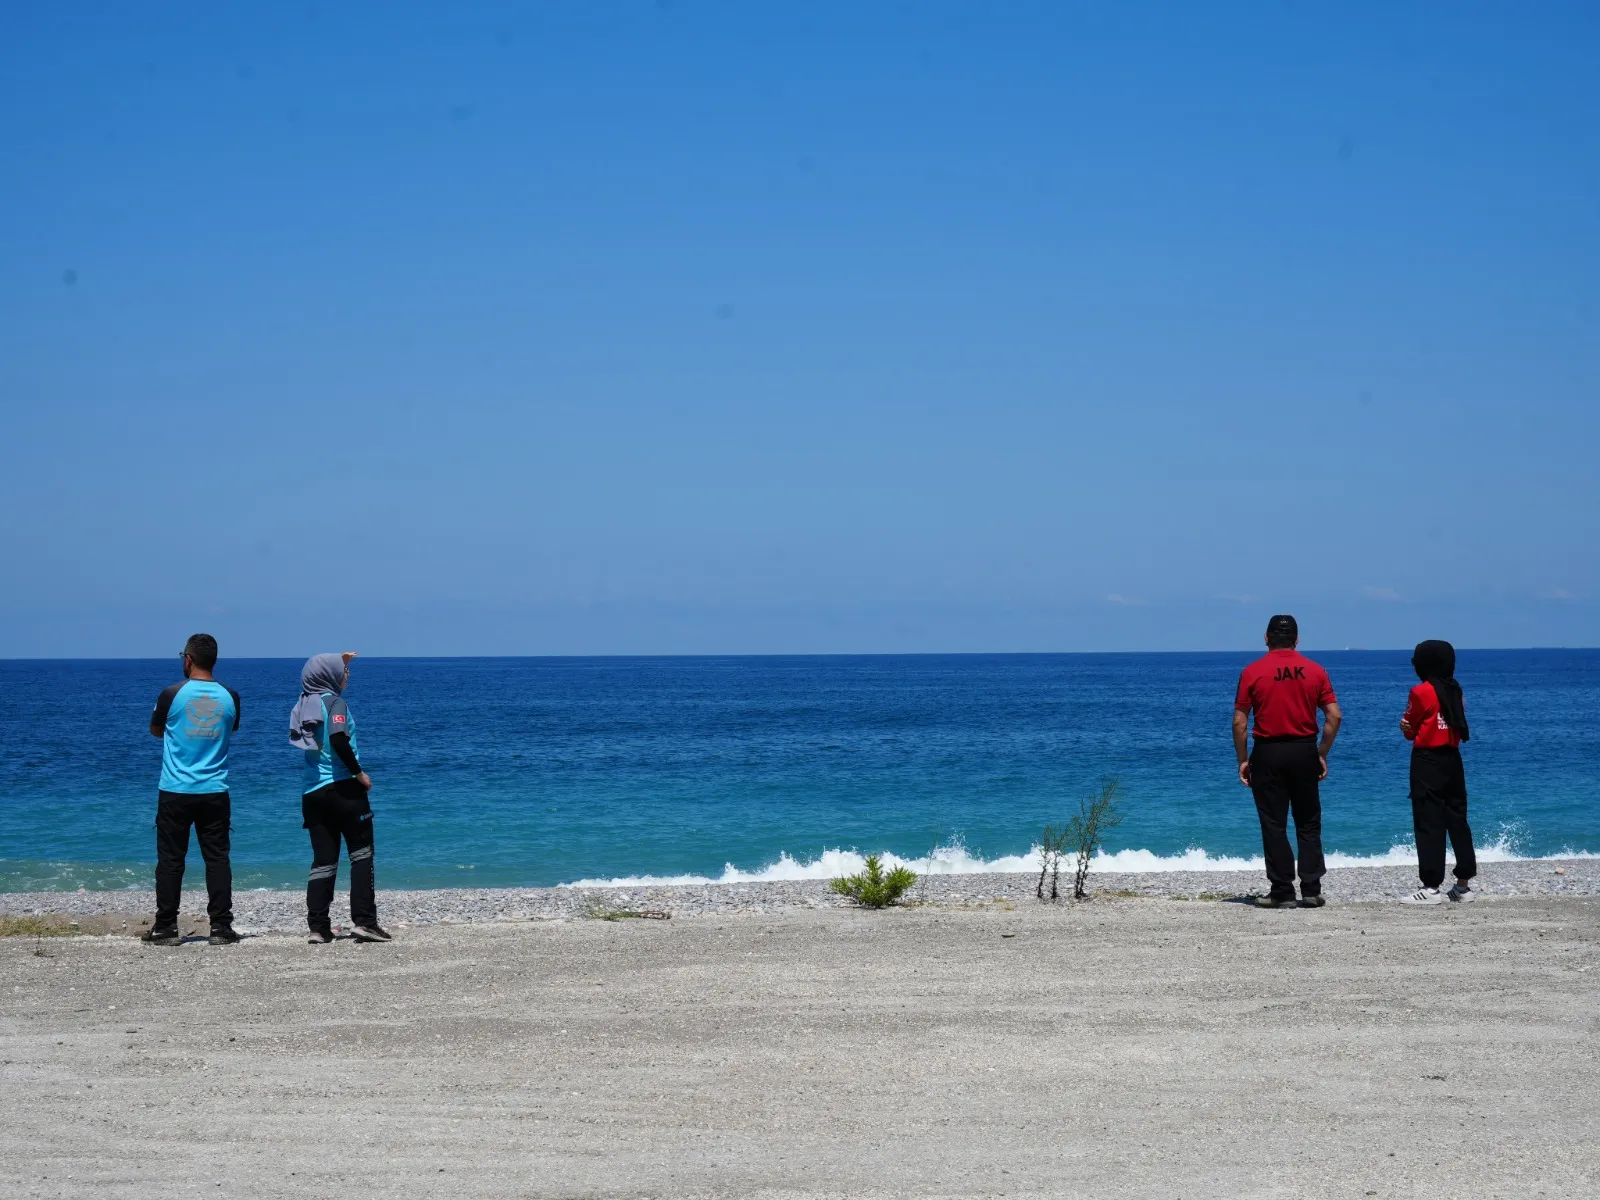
[1,652,1595,893]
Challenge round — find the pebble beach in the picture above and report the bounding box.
[5,886,1597,1198]
[3,856,1594,933]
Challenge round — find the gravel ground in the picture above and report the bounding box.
[2,895,1597,1199]
[0,857,1594,934]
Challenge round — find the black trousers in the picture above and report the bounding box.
[303,779,377,930]
[1249,739,1326,899]
[154,790,233,928]
[1411,746,1476,889]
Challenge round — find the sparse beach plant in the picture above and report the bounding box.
[1036,824,1068,901]
[1037,779,1126,901]
[830,855,918,908]
[1066,779,1124,900]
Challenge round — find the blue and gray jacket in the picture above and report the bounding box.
[301,694,364,795]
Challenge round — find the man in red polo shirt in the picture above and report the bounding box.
[1233,614,1342,908]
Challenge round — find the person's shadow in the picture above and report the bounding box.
[172,933,256,944]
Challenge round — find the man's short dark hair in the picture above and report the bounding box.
[1265,614,1298,650]
[183,633,219,670]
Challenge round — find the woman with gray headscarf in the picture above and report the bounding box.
[289,652,390,943]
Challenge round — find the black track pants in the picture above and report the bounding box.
[1411,746,1475,889]
[154,790,233,928]
[1249,740,1326,900]
[302,779,377,931]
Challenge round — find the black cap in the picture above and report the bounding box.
[1266,614,1298,646]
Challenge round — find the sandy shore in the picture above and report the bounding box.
[0,857,1595,934]
[3,887,1598,1199]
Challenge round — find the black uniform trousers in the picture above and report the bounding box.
[303,778,377,931]
[154,790,233,929]
[1248,739,1326,900]
[1410,746,1476,889]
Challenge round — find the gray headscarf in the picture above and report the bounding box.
[288,654,347,750]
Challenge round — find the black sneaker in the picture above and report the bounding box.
[1254,894,1298,909]
[208,926,241,945]
[350,924,392,943]
[140,925,180,945]
[307,928,334,944]
[1297,895,1327,908]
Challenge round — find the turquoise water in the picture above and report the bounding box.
[1,652,1595,891]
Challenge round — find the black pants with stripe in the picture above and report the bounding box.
[1248,739,1325,900]
[303,779,377,932]
[155,790,233,928]
[1411,746,1476,889]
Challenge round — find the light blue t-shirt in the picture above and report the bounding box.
[153,679,240,794]
[302,694,360,795]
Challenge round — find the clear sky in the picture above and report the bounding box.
[2,1,1596,656]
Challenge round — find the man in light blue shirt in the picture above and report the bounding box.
[143,633,241,945]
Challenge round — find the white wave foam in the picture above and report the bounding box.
[561,836,1596,889]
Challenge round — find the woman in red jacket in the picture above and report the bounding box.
[1399,640,1476,904]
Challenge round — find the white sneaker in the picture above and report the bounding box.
[1446,882,1475,903]
[1401,887,1445,905]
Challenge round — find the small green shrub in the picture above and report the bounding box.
[830,855,918,908]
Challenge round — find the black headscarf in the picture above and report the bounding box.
[1412,640,1469,742]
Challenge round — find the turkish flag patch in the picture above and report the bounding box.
[332,714,346,724]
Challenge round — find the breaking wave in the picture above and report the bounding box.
[562,835,1596,888]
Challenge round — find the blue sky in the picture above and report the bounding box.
[1,1,1596,655]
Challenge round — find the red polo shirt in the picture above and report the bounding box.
[1235,649,1336,739]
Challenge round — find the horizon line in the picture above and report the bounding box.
[2,645,1593,663]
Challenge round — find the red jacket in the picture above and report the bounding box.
[1403,681,1462,749]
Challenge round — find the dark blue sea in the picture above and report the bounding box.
[1,652,1595,892]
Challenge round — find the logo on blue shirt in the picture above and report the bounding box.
[186,696,224,739]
